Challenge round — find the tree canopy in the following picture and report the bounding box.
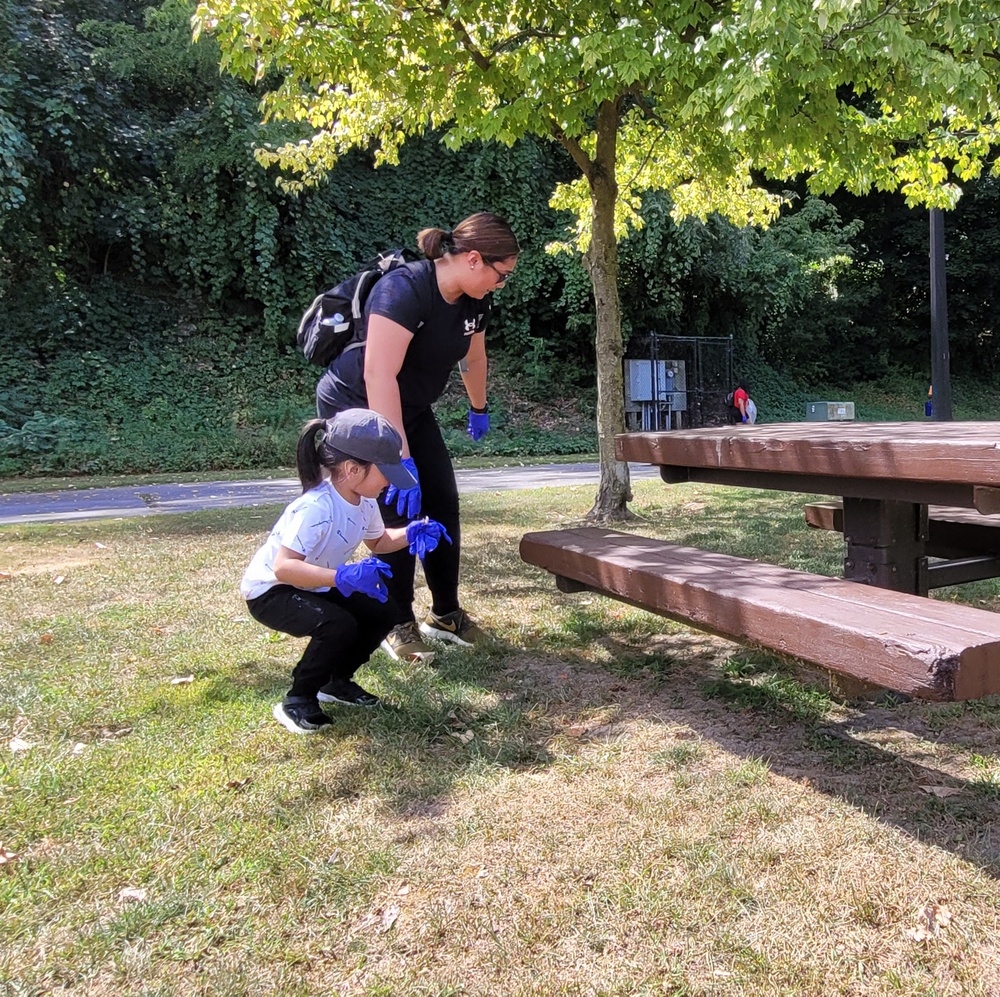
[196,0,1000,517]
[5,0,1000,479]
[196,0,1000,214]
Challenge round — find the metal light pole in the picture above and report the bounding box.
[929,207,953,421]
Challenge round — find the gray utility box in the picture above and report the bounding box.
[624,360,687,431]
[806,401,855,421]
[625,360,687,410]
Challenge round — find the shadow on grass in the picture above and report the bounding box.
[493,493,1000,877]
[208,644,561,819]
[531,615,1000,876]
[13,499,1000,878]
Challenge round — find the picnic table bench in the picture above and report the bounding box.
[520,527,1000,702]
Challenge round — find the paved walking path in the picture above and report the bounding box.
[0,462,661,525]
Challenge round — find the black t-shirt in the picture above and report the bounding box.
[316,259,490,417]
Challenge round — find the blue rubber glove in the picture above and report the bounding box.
[405,517,453,560]
[335,557,393,602]
[741,415,748,423]
[467,408,490,442]
[384,457,421,518]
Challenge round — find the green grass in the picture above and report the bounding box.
[5,481,1000,994]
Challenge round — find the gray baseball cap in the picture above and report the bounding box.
[327,409,415,489]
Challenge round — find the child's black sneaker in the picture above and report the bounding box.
[272,701,333,734]
[317,679,381,707]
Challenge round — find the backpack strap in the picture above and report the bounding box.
[298,291,327,341]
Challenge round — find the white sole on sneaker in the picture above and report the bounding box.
[272,702,328,734]
[419,621,474,647]
[379,637,435,664]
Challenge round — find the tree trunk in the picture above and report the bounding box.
[584,100,633,522]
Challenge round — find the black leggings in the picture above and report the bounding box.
[313,396,462,624]
[377,407,461,623]
[247,585,399,701]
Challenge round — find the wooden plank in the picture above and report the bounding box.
[804,501,843,532]
[520,527,1000,702]
[805,500,1000,556]
[660,466,981,508]
[616,422,1000,488]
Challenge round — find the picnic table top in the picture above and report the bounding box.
[616,421,1000,487]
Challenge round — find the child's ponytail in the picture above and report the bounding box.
[296,419,327,492]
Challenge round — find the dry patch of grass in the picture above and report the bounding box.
[3,481,1000,995]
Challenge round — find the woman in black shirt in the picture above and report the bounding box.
[316,212,520,663]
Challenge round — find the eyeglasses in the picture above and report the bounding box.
[483,259,515,285]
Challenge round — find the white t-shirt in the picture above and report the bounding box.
[240,480,385,600]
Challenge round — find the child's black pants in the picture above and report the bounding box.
[246,586,399,701]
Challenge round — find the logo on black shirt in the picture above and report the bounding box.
[464,318,478,335]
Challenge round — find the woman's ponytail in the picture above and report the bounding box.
[416,227,451,260]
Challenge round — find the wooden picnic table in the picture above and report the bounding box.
[616,421,1000,596]
[521,422,1000,699]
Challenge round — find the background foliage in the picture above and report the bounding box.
[2,0,999,477]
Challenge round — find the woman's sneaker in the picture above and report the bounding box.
[272,701,332,734]
[317,679,381,707]
[380,622,436,664]
[419,609,484,647]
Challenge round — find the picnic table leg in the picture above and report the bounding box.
[841,498,929,596]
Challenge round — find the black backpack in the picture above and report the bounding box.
[297,247,421,366]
